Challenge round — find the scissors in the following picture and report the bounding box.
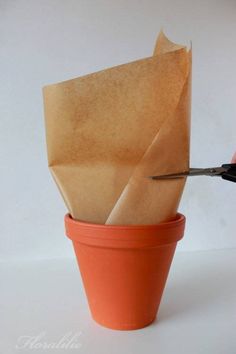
[149,163,236,183]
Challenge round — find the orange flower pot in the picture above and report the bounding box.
[65,213,185,330]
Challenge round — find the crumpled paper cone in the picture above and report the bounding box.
[43,31,191,225]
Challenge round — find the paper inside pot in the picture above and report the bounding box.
[43,31,191,224]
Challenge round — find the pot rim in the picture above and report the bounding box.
[65,213,186,249]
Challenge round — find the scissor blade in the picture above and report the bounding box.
[149,166,226,180]
[149,171,190,180]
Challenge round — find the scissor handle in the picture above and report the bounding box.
[221,164,236,183]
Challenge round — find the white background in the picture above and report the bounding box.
[1,0,236,261]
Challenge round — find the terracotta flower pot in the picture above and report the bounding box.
[65,213,185,330]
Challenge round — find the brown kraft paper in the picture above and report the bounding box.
[43,31,192,225]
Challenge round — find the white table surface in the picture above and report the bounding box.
[1,249,236,354]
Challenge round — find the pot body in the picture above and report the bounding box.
[65,213,185,330]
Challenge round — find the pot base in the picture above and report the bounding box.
[92,315,156,331]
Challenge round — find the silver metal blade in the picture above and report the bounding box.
[149,171,189,180]
[148,166,226,180]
